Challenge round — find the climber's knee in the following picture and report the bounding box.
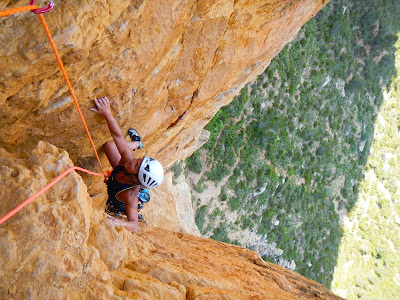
[103,140,115,148]
[103,141,120,168]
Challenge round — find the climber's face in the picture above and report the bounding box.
[124,158,144,175]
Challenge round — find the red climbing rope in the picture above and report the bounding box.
[0,2,108,224]
[0,167,102,225]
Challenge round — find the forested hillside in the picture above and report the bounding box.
[179,0,400,296]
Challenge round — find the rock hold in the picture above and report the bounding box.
[1,0,329,169]
[0,0,343,298]
[0,142,342,299]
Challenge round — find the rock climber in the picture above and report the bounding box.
[90,96,164,234]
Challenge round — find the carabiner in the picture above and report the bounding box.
[29,0,54,14]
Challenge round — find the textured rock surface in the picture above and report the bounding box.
[143,169,201,235]
[0,0,328,170]
[0,143,342,299]
[0,0,341,299]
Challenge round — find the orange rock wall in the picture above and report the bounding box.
[0,1,343,299]
[0,0,328,169]
[0,142,342,299]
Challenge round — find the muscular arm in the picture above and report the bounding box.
[106,214,139,234]
[90,97,134,164]
[106,187,139,234]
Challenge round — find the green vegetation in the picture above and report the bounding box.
[170,160,183,184]
[186,150,202,174]
[186,0,400,292]
[331,36,400,299]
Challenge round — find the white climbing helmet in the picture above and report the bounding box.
[138,156,164,188]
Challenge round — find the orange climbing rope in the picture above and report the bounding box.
[1,2,106,177]
[0,5,39,17]
[0,2,108,225]
[0,167,102,225]
[36,13,107,177]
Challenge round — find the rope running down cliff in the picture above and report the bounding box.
[0,2,106,225]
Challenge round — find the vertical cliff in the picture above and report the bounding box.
[0,142,342,299]
[0,0,328,168]
[0,0,343,298]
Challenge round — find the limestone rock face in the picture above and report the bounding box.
[0,0,328,169]
[0,143,341,299]
[0,1,340,298]
[143,170,201,236]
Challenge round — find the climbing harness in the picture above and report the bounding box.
[104,163,151,221]
[105,187,150,221]
[0,1,107,225]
